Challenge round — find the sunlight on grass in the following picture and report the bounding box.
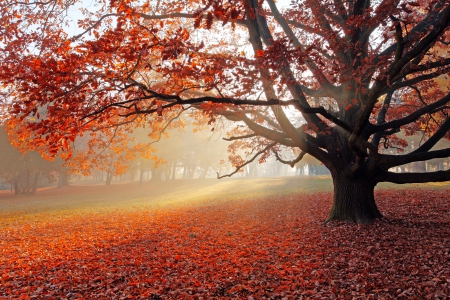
[1,176,448,224]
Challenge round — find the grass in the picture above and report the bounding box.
[0,175,448,216]
[0,176,332,215]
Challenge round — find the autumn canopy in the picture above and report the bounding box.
[0,0,449,223]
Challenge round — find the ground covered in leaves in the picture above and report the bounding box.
[0,179,449,299]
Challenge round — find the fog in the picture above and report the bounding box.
[67,125,330,187]
[2,123,448,197]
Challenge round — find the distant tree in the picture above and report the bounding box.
[1,0,450,223]
[68,127,158,185]
[0,126,23,192]
[144,125,229,180]
[0,126,58,194]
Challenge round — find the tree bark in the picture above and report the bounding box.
[105,172,113,185]
[13,178,20,195]
[325,172,383,224]
[151,169,162,181]
[171,161,176,180]
[29,172,39,195]
[57,169,70,188]
[139,168,144,186]
[198,166,208,179]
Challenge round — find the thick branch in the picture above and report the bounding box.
[387,4,450,79]
[219,111,297,147]
[244,0,328,134]
[273,150,306,168]
[86,80,350,132]
[375,1,449,64]
[120,94,350,132]
[377,169,450,184]
[390,15,404,64]
[371,93,450,133]
[265,0,341,90]
[383,68,450,95]
[411,117,450,154]
[396,58,450,80]
[378,147,450,169]
[356,3,450,142]
[371,91,394,147]
[236,111,330,163]
[297,85,330,98]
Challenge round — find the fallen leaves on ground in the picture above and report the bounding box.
[1,188,449,299]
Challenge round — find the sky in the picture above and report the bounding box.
[63,0,292,37]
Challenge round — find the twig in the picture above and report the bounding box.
[217,142,276,179]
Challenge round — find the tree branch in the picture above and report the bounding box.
[387,4,450,80]
[390,15,404,64]
[375,0,449,64]
[5,0,53,7]
[140,12,245,26]
[371,91,395,147]
[411,117,450,154]
[377,169,450,184]
[115,75,353,132]
[370,93,450,133]
[378,147,450,169]
[216,142,276,179]
[223,133,257,141]
[97,126,119,156]
[383,67,450,95]
[273,150,306,168]
[69,13,118,41]
[265,0,341,90]
[148,108,188,146]
[396,58,450,80]
[218,111,297,147]
[355,3,450,143]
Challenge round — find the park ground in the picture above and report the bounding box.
[0,177,449,299]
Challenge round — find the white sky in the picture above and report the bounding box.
[63,0,291,37]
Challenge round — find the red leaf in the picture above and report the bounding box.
[255,49,264,58]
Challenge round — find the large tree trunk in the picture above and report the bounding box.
[326,172,383,224]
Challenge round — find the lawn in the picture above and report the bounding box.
[0,177,449,299]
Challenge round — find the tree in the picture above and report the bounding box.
[0,126,59,194]
[67,126,158,185]
[1,0,450,223]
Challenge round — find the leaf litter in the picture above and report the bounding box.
[0,188,449,299]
